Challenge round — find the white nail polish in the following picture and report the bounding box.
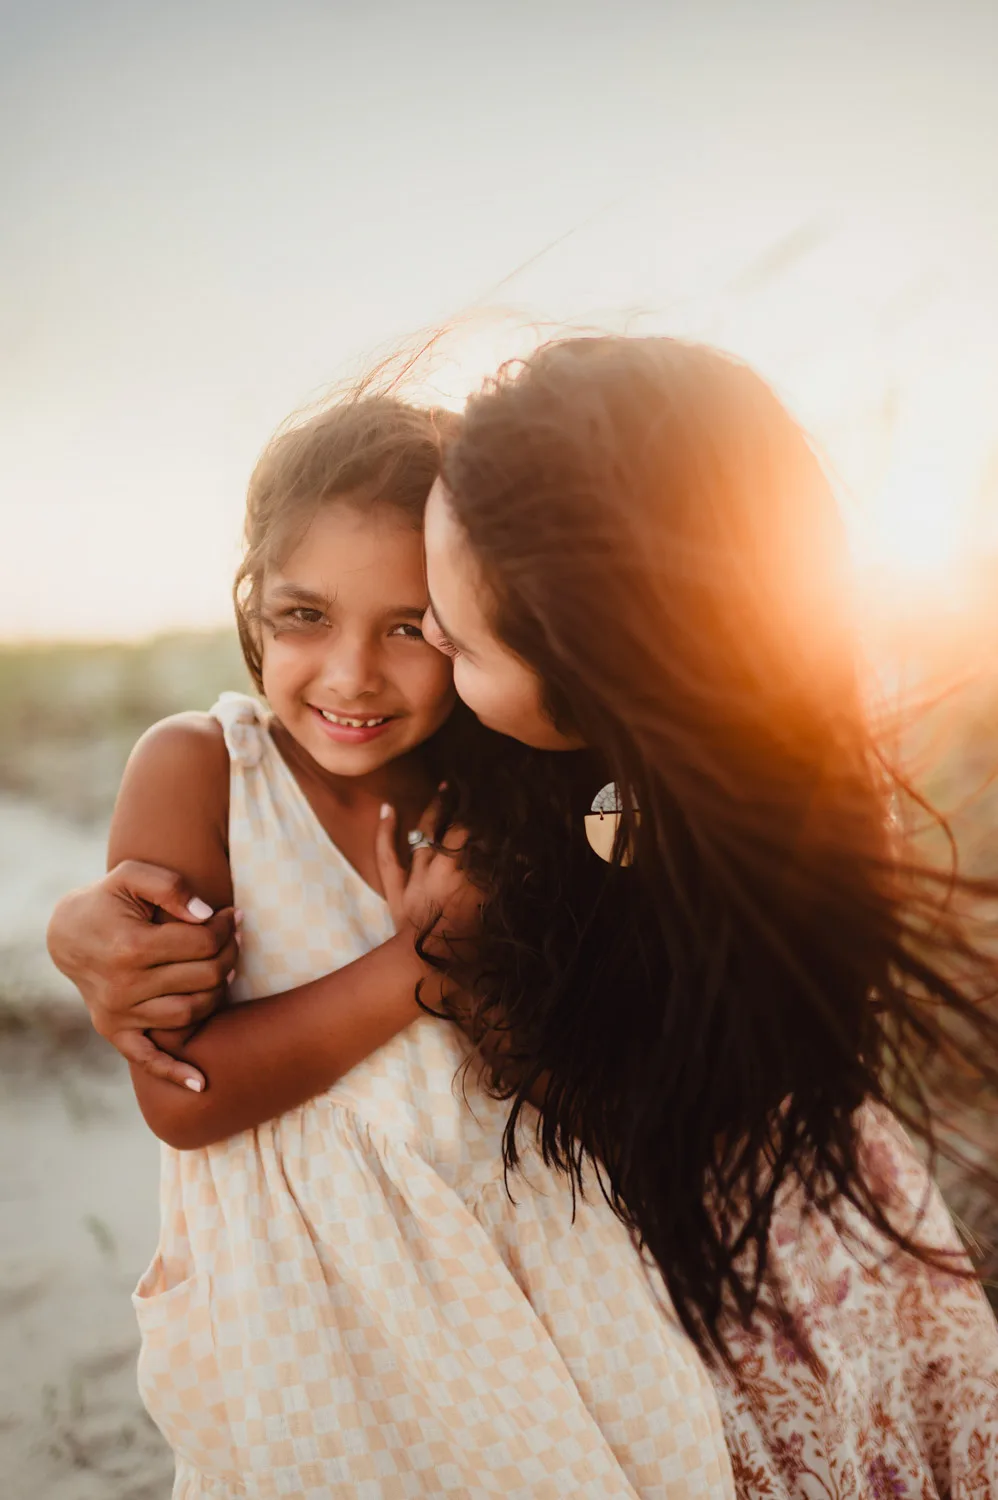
[380,803,392,819]
[184,1078,203,1093]
[227,969,236,985]
[186,897,213,921]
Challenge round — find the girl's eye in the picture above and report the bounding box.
[389,623,425,641]
[264,606,326,635]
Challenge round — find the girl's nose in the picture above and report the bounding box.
[318,634,384,700]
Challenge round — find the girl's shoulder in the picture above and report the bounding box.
[118,711,232,841]
[109,711,236,910]
[129,710,230,783]
[131,693,269,772]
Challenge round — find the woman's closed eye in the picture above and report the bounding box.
[422,611,460,657]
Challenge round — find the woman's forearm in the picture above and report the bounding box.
[132,929,433,1149]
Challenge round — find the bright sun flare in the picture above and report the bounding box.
[847,369,996,605]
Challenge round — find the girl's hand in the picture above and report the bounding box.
[374,802,483,952]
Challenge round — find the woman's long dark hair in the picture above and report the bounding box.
[428,335,998,1362]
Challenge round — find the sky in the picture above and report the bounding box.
[2,0,997,640]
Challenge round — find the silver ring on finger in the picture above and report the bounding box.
[406,830,434,853]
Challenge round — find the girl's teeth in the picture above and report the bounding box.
[319,710,388,728]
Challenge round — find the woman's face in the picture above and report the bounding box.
[422,479,582,751]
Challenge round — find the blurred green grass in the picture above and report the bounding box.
[0,632,249,824]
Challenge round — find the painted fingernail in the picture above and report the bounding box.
[226,969,236,985]
[233,909,244,927]
[186,897,213,921]
[184,1078,204,1093]
[380,803,392,819]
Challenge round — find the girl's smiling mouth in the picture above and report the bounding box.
[309,705,398,743]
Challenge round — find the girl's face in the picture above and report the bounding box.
[259,502,456,777]
[422,480,581,751]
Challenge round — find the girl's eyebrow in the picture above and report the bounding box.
[266,584,331,608]
[265,586,427,621]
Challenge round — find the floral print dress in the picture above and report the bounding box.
[712,1107,998,1498]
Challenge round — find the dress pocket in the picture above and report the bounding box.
[133,1257,239,1486]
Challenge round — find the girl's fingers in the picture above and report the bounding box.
[114,1027,206,1092]
[406,834,437,895]
[410,799,442,863]
[421,795,444,841]
[437,822,469,857]
[375,804,407,926]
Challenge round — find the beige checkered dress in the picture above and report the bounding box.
[133,693,735,1500]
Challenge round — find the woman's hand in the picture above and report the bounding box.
[374,802,483,955]
[46,861,240,1090]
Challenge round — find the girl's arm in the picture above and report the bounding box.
[140,933,429,1148]
[109,715,432,1150]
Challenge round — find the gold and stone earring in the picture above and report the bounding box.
[584,782,638,865]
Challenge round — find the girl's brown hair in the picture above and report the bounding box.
[234,394,458,689]
[428,335,998,1361]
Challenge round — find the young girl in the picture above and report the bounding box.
[111,394,735,1499]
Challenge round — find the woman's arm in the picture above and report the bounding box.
[46,861,239,1090]
[107,715,431,1149]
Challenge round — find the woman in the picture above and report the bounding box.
[51,336,998,1493]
